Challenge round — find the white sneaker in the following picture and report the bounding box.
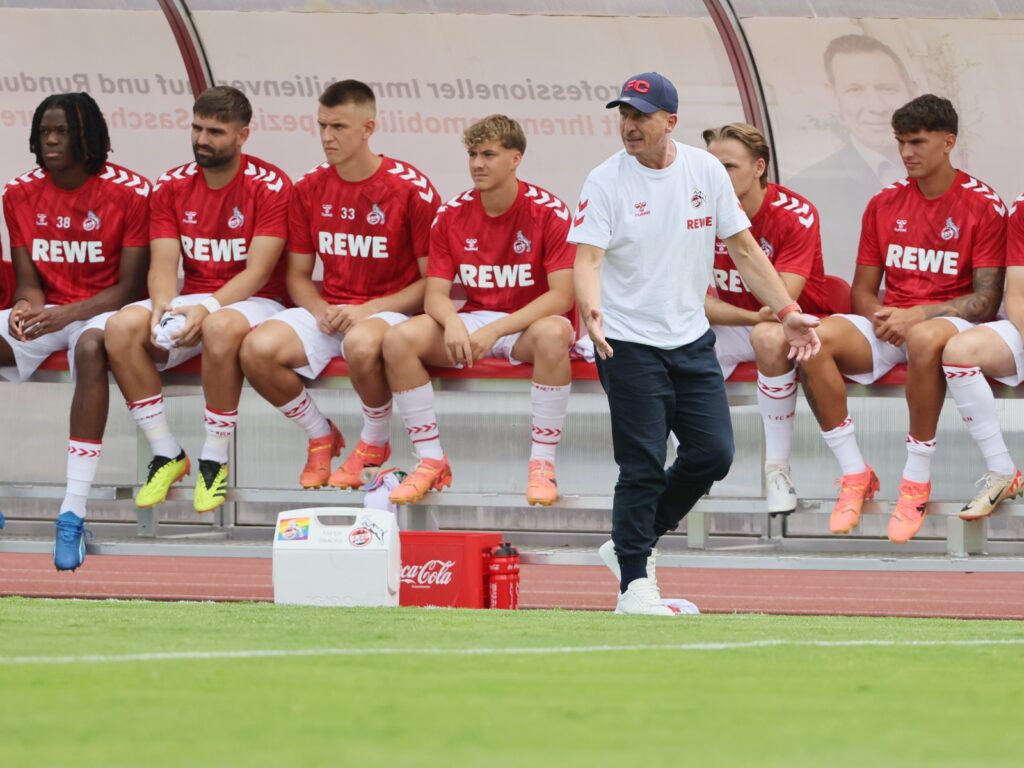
[597,540,658,590]
[765,462,798,513]
[960,469,1024,521]
[614,577,675,616]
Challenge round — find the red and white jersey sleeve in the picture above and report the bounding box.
[428,181,574,315]
[151,154,291,301]
[1006,194,1024,267]
[711,183,830,314]
[289,156,440,305]
[2,163,150,306]
[857,171,1006,309]
[0,245,13,309]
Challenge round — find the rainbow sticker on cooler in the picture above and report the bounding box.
[276,517,310,542]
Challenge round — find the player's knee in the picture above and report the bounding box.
[343,324,385,369]
[530,317,573,362]
[381,324,415,365]
[103,310,143,354]
[74,330,107,377]
[749,322,786,361]
[201,312,248,355]
[906,322,949,360]
[941,332,976,366]
[239,326,278,373]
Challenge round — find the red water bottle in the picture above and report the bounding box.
[487,542,520,610]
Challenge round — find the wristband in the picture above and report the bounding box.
[200,297,222,315]
[777,302,801,321]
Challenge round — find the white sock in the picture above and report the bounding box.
[279,389,331,440]
[757,370,797,464]
[201,406,237,464]
[359,400,393,446]
[61,438,101,518]
[529,382,570,463]
[944,364,1016,475]
[128,394,182,458]
[821,417,866,476]
[394,383,444,460]
[903,434,937,484]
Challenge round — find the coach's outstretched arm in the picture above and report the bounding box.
[725,229,821,361]
[573,243,612,359]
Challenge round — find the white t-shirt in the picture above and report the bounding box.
[569,140,750,349]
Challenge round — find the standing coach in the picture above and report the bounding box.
[569,72,821,615]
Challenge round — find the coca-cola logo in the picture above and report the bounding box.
[401,559,456,588]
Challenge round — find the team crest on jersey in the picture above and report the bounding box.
[940,217,960,241]
[183,211,198,225]
[367,203,386,226]
[35,213,48,226]
[228,207,245,230]
[759,237,774,259]
[465,238,479,252]
[321,204,333,217]
[634,201,650,217]
[690,188,706,209]
[83,210,101,232]
[895,218,908,233]
[513,230,532,255]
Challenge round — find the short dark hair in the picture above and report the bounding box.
[891,94,958,135]
[29,92,110,175]
[193,86,252,126]
[319,80,376,109]
[824,34,912,89]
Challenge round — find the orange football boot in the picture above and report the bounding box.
[829,466,880,534]
[329,441,392,489]
[526,459,559,506]
[299,421,344,489]
[388,456,452,505]
[888,478,931,544]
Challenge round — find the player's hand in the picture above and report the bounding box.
[783,311,821,363]
[8,300,38,342]
[171,303,209,348]
[332,303,375,335]
[443,316,473,367]
[468,325,500,362]
[583,307,613,360]
[872,307,921,346]
[19,304,76,341]
[149,302,168,341]
[317,305,346,335]
[757,306,780,323]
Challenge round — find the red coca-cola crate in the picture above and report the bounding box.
[399,531,502,608]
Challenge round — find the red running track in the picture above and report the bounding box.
[3,553,1024,619]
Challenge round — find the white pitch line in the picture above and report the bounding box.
[2,638,1024,666]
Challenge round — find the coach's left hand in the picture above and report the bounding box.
[783,311,821,363]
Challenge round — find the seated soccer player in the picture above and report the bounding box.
[240,80,439,489]
[0,92,150,570]
[703,122,831,513]
[105,86,290,513]
[382,114,575,506]
[798,95,1005,543]
[940,193,1024,519]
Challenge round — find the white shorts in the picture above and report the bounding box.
[449,310,573,368]
[712,325,754,379]
[128,293,284,370]
[835,313,974,384]
[0,307,114,383]
[981,319,1024,386]
[268,306,408,379]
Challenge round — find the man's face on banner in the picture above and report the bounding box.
[829,50,913,153]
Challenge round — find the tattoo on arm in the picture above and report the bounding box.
[921,267,1004,323]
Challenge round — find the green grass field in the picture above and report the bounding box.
[1,598,1022,768]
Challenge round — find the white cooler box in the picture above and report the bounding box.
[272,507,400,607]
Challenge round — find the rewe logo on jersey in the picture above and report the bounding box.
[83,211,101,232]
[459,263,534,289]
[687,216,713,230]
[181,236,248,262]
[513,230,532,255]
[885,244,959,275]
[318,232,390,259]
[941,217,960,241]
[228,207,245,230]
[366,204,386,226]
[32,239,104,263]
[712,267,749,294]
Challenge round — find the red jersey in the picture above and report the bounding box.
[2,164,150,306]
[289,157,439,305]
[711,183,829,314]
[427,181,574,314]
[0,250,13,309]
[150,154,291,300]
[858,171,1006,308]
[1007,194,1024,267]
